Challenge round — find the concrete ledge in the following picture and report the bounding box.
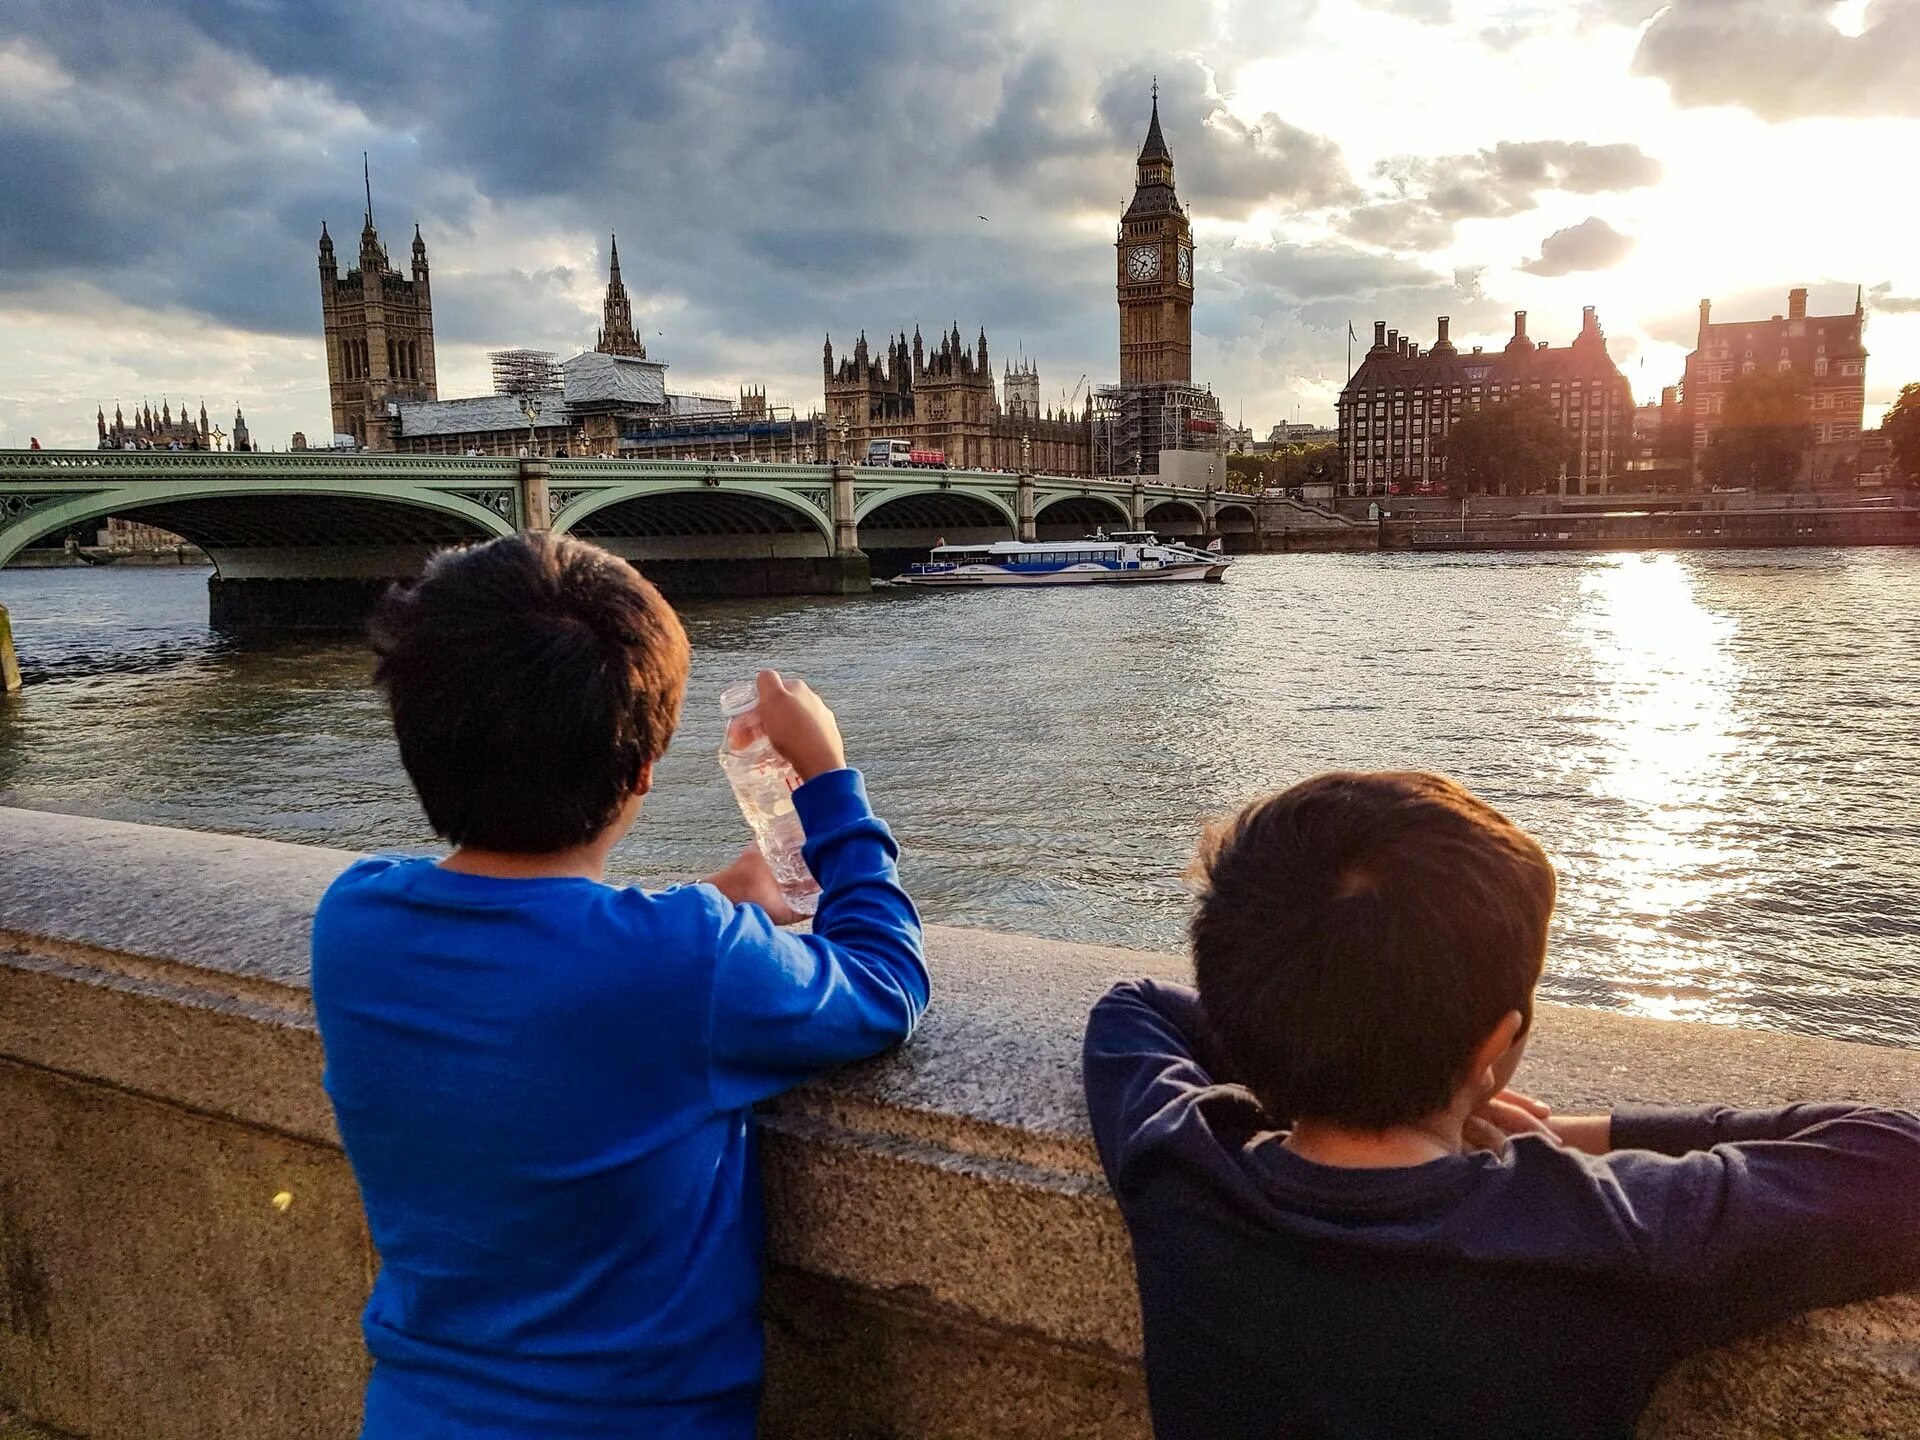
[2,805,1918,1438]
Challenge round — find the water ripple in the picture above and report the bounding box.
[4,549,1919,1047]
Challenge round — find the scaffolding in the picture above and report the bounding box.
[489,349,562,397]
[1091,382,1227,478]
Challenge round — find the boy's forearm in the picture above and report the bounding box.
[793,770,928,1029]
[1611,1102,1876,1156]
[1547,1114,1611,1155]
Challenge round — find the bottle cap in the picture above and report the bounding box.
[718,680,759,719]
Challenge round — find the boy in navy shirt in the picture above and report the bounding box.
[1084,770,1920,1440]
[312,533,927,1439]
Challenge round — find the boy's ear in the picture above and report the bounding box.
[1466,1010,1527,1098]
[634,760,655,798]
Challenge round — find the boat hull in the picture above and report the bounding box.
[893,561,1224,587]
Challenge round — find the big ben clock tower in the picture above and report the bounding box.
[1117,83,1193,387]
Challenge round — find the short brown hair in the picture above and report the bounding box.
[1190,771,1556,1129]
[372,532,690,853]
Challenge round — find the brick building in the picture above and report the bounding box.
[1336,308,1633,495]
[319,169,438,450]
[822,325,1092,474]
[1681,287,1867,485]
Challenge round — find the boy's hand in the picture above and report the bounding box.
[754,669,846,782]
[1466,1088,1558,1154]
[704,846,805,927]
[1466,1090,1613,1155]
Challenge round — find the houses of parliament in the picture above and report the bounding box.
[318,93,1223,479]
[825,88,1222,479]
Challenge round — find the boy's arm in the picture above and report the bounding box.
[1616,1105,1920,1344]
[706,768,928,1110]
[1611,1102,1877,1156]
[1082,979,1249,1186]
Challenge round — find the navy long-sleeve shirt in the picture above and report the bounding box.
[1083,979,1920,1440]
[312,769,926,1440]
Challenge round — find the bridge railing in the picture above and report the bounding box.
[0,451,1222,498]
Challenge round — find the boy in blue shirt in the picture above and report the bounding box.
[1084,770,1920,1440]
[311,532,927,1439]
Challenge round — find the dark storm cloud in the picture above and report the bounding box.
[1343,140,1661,251]
[0,0,1361,391]
[1632,0,1920,120]
[1520,216,1635,276]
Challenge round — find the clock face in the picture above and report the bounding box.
[1177,246,1192,285]
[1127,245,1161,281]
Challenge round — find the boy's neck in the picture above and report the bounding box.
[437,793,642,883]
[440,842,610,883]
[1285,1110,1470,1169]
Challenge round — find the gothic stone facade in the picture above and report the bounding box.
[319,204,438,451]
[1337,309,1633,495]
[822,325,1091,475]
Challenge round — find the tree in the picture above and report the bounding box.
[1223,454,1268,494]
[1700,370,1813,492]
[1885,383,1920,489]
[1438,393,1576,497]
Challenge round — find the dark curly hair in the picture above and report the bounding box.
[372,532,690,853]
[1191,771,1556,1129]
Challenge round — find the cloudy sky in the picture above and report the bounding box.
[3,0,1918,450]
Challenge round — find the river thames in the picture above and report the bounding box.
[3,548,1917,1047]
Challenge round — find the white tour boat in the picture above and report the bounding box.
[893,530,1231,587]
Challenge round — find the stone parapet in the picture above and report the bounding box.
[1,805,1917,1438]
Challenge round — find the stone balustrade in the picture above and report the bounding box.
[2,805,1917,1438]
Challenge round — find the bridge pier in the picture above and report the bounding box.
[831,463,861,556]
[1,602,20,693]
[518,459,550,533]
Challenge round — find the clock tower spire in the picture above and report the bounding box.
[1116,81,1193,387]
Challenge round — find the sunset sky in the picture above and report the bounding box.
[2,0,1917,450]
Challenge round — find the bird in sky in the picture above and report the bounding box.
[977,215,989,222]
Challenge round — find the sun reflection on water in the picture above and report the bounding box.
[1553,554,1758,1023]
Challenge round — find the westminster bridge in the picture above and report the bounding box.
[0,450,1351,627]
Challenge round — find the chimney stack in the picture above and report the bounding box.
[1513,310,1528,341]
[1373,320,1387,349]
[1788,287,1808,321]
[1436,316,1450,347]
[1386,328,1399,354]
[1408,342,1420,358]
[1698,298,1712,334]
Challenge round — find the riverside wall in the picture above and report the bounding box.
[2,807,1918,1439]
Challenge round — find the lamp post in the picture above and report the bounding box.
[519,396,539,459]
[210,425,225,453]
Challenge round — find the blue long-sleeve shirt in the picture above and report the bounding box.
[311,769,926,1440]
[1083,979,1920,1440]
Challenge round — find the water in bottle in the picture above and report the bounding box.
[717,680,820,917]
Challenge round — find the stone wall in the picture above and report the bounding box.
[2,806,1917,1439]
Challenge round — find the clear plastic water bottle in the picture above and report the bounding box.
[717,680,820,917]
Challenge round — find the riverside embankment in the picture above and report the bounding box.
[3,807,1919,1439]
